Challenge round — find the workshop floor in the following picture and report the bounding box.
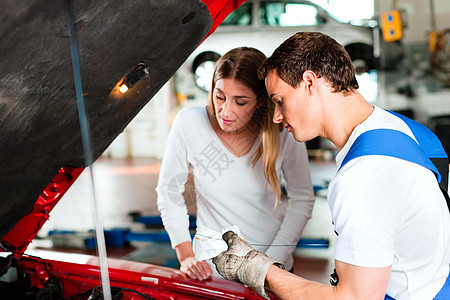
[36,156,338,284]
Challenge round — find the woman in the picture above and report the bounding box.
[156,47,314,280]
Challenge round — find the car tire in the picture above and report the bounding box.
[345,43,375,75]
[192,52,221,92]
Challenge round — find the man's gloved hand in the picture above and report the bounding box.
[212,231,284,299]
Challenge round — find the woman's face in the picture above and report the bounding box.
[212,78,259,133]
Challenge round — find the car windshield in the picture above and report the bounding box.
[259,2,324,26]
[221,1,336,27]
[221,1,343,27]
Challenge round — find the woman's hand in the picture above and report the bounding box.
[175,240,213,280]
[180,256,213,280]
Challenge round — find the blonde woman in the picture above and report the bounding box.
[156,47,314,280]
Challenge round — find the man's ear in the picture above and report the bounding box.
[302,70,317,91]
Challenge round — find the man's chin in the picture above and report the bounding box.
[290,131,302,142]
[291,132,311,143]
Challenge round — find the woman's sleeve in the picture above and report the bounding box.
[155,112,192,248]
[265,135,315,266]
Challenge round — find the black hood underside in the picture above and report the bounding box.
[0,0,212,239]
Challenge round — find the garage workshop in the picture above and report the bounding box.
[0,0,449,299]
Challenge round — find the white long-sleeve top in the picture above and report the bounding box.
[156,106,315,271]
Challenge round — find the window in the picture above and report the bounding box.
[222,2,253,26]
[259,2,324,27]
[311,0,373,22]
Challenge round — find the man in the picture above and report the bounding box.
[212,32,450,299]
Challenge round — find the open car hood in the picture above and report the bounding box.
[0,0,245,252]
[0,1,277,299]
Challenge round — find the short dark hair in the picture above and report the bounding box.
[259,31,359,93]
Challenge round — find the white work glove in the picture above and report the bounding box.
[212,231,284,299]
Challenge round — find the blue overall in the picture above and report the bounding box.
[340,110,450,299]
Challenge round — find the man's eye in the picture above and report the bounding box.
[274,98,282,105]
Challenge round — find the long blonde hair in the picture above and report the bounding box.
[208,47,282,202]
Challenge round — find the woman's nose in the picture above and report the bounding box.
[221,99,231,116]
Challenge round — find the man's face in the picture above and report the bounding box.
[265,70,318,142]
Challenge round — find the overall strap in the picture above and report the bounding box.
[340,127,450,212]
[387,110,449,192]
[432,268,450,299]
[339,128,441,182]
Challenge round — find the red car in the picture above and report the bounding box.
[0,0,276,298]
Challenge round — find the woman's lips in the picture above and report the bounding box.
[221,118,233,125]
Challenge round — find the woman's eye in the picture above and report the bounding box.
[236,101,245,106]
[215,94,225,101]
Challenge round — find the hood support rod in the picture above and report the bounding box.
[64,1,112,299]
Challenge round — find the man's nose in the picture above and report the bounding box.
[273,105,283,124]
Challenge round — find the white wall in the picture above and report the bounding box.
[104,80,174,160]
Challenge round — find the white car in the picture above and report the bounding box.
[188,0,382,92]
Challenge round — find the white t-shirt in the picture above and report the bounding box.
[156,106,315,272]
[329,106,450,299]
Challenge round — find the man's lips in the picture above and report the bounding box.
[284,123,291,132]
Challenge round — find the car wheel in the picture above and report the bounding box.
[192,52,221,92]
[352,59,370,75]
[345,43,375,75]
